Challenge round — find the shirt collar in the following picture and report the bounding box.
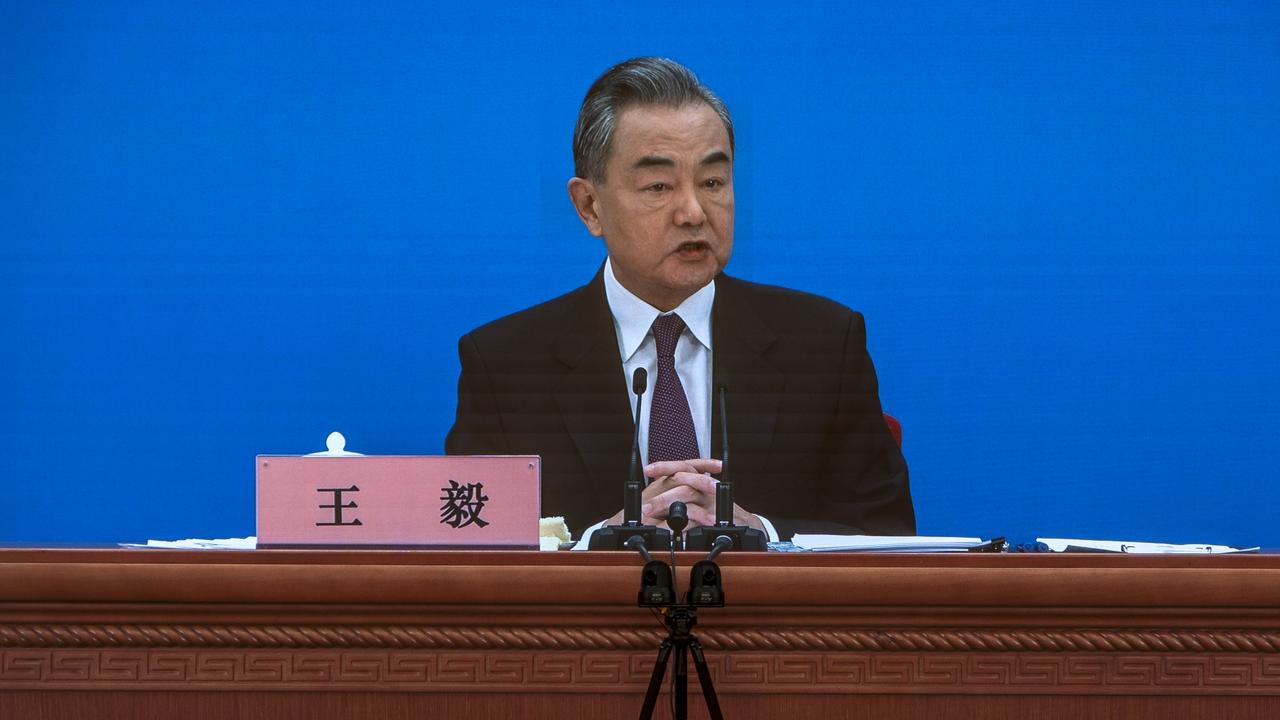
[603,257,715,362]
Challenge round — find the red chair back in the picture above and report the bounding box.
[883,413,903,448]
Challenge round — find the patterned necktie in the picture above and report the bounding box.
[648,313,700,463]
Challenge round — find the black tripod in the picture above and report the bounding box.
[638,604,723,720]
[627,507,733,720]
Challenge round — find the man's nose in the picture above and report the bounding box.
[672,186,706,227]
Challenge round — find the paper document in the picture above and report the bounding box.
[119,536,258,550]
[1038,538,1260,554]
[790,534,990,552]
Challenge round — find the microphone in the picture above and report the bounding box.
[625,534,654,563]
[588,367,672,550]
[622,368,647,524]
[716,385,733,524]
[630,367,647,486]
[707,534,733,562]
[633,366,648,395]
[668,500,689,552]
[667,501,689,536]
[684,381,767,551]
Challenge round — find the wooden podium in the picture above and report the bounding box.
[2,548,1279,718]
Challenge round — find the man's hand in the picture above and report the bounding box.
[603,458,766,533]
[642,458,721,528]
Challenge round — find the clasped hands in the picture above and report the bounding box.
[605,458,765,534]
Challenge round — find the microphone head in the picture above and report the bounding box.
[667,501,689,535]
[625,534,654,562]
[632,367,648,395]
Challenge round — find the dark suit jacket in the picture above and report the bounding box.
[445,269,915,541]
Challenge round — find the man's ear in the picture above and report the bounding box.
[567,177,604,237]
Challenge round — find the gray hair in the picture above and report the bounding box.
[572,57,734,183]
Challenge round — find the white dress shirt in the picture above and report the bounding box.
[604,257,715,465]
[572,259,778,548]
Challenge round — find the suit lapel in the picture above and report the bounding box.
[711,275,783,478]
[552,271,634,494]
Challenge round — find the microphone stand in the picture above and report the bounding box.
[628,504,730,720]
[589,368,672,550]
[686,386,767,551]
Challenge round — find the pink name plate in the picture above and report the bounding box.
[256,455,540,549]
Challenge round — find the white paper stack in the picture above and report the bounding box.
[1037,538,1259,554]
[119,536,258,550]
[789,534,989,552]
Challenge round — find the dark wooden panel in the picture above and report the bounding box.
[3,549,1279,718]
[3,691,1280,720]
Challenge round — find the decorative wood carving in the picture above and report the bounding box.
[3,650,1279,694]
[3,624,1280,654]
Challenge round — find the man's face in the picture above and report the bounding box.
[571,102,734,311]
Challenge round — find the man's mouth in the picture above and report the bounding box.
[675,241,710,257]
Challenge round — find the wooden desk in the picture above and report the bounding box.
[2,549,1278,718]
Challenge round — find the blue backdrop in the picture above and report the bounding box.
[3,2,1277,546]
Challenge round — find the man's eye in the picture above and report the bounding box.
[704,178,724,189]
[646,183,669,192]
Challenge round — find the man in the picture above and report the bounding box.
[446,57,914,543]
